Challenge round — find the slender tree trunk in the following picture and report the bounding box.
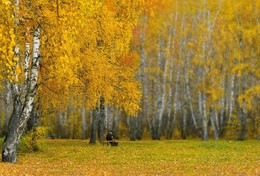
[59,111,63,138]
[168,15,184,139]
[54,112,59,138]
[198,91,203,122]
[236,74,248,141]
[229,74,235,121]
[181,103,187,139]
[97,97,105,142]
[236,94,248,141]
[26,106,38,132]
[154,35,163,140]
[201,0,209,141]
[89,97,105,143]
[219,75,225,135]
[215,110,220,134]
[105,107,113,132]
[139,21,151,133]
[166,0,179,140]
[81,84,87,139]
[104,106,108,135]
[89,109,98,144]
[238,113,247,141]
[63,111,68,138]
[184,55,199,135]
[81,107,87,139]
[151,80,157,139]
[202,91,208,140]
[112,109,119,139]
[129,117,136,141]
[24,42,30,88]
[210,108,219,140]
[72,109,77,139]
[156,30,171,139]
[136,113,143,140]
[170,54,181,139]
[166,53,175,139]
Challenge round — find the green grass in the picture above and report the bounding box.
[0,139,259,175]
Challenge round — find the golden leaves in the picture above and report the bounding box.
[34,0,143,116]
[119,52,140,69]
[238,86,260,110]
[1,0,11,5]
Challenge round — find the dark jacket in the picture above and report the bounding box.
[106,133,113,141]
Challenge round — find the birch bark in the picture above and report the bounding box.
[81,106,87,139]
[154,35,163,139]
[2,26,41,163]
[184,51,199,134]
[4,81,12,131]
[201,0,209,141]
[210,108,219,140]
[139,17,151,132]
[81,85,87,139]
[166,11,178,139]
[112,109,119,139]
[156,29,172,139]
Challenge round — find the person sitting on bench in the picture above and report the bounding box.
[106,131,118,146]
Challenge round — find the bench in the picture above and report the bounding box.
[102,140,118,146]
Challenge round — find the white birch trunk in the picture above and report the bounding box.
[104,106,108,132]
[156,30,172,139]
[154,35,162,139]
[215,109,220,133]
[59,111,63,138]
[172,63,180,127]
[81,107,87,139]
[166,14,178,139]
[220,74,225,129]
[2,26,41,163]
[105,107,113,132]
[210,109,219,140]
[202,92,208,140]
[182,105,187,139]
[113,109,119,139]
[184,55,198,131]
[24,42,30,85]
[140,27,151,131]
[4,81,12,130]
[229,74,235,121]
[171,15,184,134]
[166,56,174,139]
[201,0,209,140]
[198,91,203,120]
[81,84,87,139]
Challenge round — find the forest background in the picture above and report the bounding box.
[0,0,259,147]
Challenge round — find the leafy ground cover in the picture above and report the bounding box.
[0,139,259,175]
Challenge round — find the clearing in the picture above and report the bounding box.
[0,140,259,175]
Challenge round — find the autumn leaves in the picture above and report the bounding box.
[36,0,144,116]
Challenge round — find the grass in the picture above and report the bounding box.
[0,139,259,175]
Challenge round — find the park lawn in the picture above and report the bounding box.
[0,139,259,176]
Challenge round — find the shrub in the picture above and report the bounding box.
[223,116,241,140]
[19,126,48,152]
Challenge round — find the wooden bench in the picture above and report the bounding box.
[102,140,118,146]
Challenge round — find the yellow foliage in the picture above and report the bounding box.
[34,0,144,116]
[238,86,260,110]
